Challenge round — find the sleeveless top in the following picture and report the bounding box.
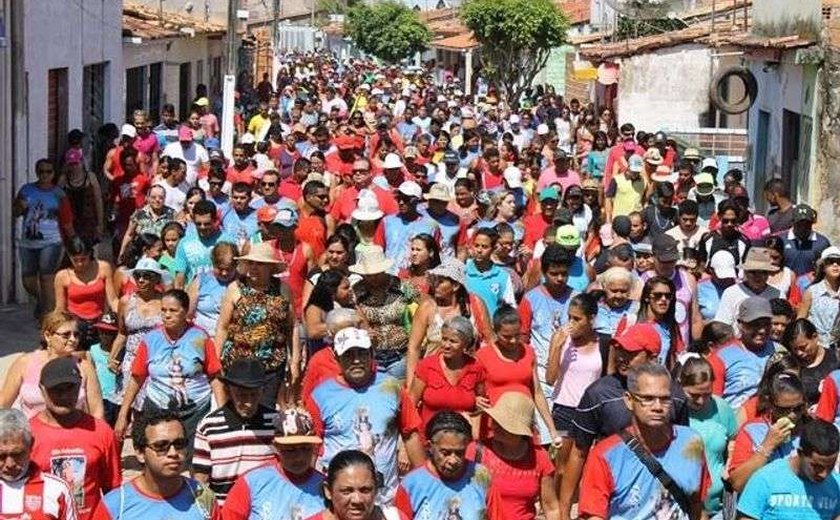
[612,174,645,217]
[66,274,107,320]
[194,271,230,333]
[357,284,412,362]
[19,351,87,418]
[553,335,603,407]
[221,283,290,372]
[116,293,162,406]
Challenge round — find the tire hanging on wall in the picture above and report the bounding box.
[709,67,758,114]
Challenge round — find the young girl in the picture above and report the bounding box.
[158,221,185,274]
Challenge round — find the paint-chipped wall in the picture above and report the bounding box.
[753,0,820,39]
[814,46,840,242]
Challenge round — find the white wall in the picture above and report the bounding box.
[616,45,712,133]
[20,0,123,177]
[753,0,820,38]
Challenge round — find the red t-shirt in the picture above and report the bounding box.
[330,185,398,223]
[323,152,354,179]
[466,443,554,520]
[226,165,256,186]
[29,414,121,520]
[475,345,536,404]
[522,213,552,248]
[300,348,341,400]
[278,178,303,202]
[111,173,150,229]
[296,212,327,260]
[415,354,485,439]
[0,466,77,520]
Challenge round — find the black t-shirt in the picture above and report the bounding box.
[767,206,794,234]
[642,205,677,236]
[801,348,839,406]
[571,373,689,448]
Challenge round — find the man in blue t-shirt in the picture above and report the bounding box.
[173,200,235,288]
[738,418,840,520]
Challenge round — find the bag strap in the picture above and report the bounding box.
[619,430,692,516]
[474,441,484,464]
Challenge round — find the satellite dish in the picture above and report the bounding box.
[603,0,682,18]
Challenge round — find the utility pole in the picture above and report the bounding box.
[222,0,239,158]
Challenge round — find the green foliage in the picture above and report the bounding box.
[346,1,431,63]
[462,0,569,107]
[316,0,361,16]
[614,16,686,40]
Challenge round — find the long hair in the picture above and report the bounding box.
[637,275,679,366]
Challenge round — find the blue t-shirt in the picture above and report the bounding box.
[738,457,840,519]
[17,183,66,247]
[96,479,217,520]
[221,207,258,248]
[173,230,236,284]
[381,213,439,274]
[89,343,117,403]
[710,341,775,408]
[223,463,324,520]
[420,207,462,260]
[464,260,515,318]
[397,464,494,520]
[689,396,738,514]
[521,285,576,398]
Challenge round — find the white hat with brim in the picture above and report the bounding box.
[484,392,534,437]
[129,257,171,284]
[235,242,282,264]
[427,259,466,286]
[352,194,384,221]
[424,183,452,202]
[349,246,393,275]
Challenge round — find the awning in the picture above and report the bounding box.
[429,32,479,52]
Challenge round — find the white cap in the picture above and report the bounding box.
[359,83,371,91]
[821,246,840,261]
[370,87,384,96]
[333,327,372,356]
[503,166,523,189]
[397,180,423,199]
[437,94,447,103]
[710,250,737,280]
[701,157,719,171]
[121,124,137,138]
[239,133,256,145]
[509,114,521,124]
[537,123,550,136]
[461,107,474,118]
[383,153,404,170]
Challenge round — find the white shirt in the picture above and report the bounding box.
[162,141,209,189]
[714,283,781,327]
[155,180,187,213]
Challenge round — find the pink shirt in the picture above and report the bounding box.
[740,214,771,241]
[133,132,160,157]
[537,167,581,193]
[200,113,220,139]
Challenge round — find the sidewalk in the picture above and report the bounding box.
[0,304,40,384]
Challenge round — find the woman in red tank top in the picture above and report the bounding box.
[54,237,118,349]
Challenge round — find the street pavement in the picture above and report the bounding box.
[0,303,40,381]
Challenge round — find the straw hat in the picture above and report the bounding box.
[428,258,466,286]
[484,392,535,437]
[236,242,282,264]
[349,246,393,275]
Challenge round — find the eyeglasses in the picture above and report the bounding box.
[720,218,738,225]
[54,331,79,340]
[630,393,672,407]
[145,438,188,455]
[826,258,840,266]
[209,180,225,186]
[773,402,805,415]
[260,181,277,187]
[650,291,673,300]
[134,270,159,280]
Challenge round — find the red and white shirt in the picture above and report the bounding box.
[0,466,77,520]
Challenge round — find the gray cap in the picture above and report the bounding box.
[737,296,773,323]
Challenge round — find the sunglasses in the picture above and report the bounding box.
[650,291,673,300]
[261,181,277,187]
[773,402,805,415]
[825,258,840,266]
[134,270,160,281]
[145,438,188,455]
[209,180,225,187]
[720,218,738,225]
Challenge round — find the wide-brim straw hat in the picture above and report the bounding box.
[349,246,393,275]
[484,392,534,437]
[235,242,282,264]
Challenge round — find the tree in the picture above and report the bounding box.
[462,0,569,108]
[346,1,431,63]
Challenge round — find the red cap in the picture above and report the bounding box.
[334,134,356,150]
[613,323,661,356]
[257,206,278,223]
[178,126,194,141]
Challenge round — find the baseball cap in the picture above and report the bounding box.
[64,148,84,167]
[94,312,118,332]
[239,133,256,145]
[631,238,653,255]
[509,114,521,124]
[565,185,583,198]
[443,150,460,164]
[612,323,661,356]
[274,206,299,227]
[652,234,679,262]
[40,357,82,389]
[737,296,773,323]
[397,181,422,199]
[742,247,778,272]
[424,183,452,202]
[556,225,581,248]
[121,124,137,138]
[333,327,372,356]
[537,124,550,136]
[709,250,737,279]
[178,126,193,141]
[383,153,404,170]
[683,148,702,160]
[403,146,419,159]
[195,97,210,107]
[334,134,356,151]
[793,204,817,223]
[539,186,560,202]
[273,408,323,445]
[257,206,278,223]
[503,166,523,189]
[628,155,644,173]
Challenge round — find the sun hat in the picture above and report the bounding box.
[273,408,323,445]
[683,148,702,160]
[612,323,662,356]
[652,234,679,262]
[121,124,137,138]
[352,192,384,221]
[628,155,644,173]
[737,296,773,323]
[582,178,601,191]
[821,246,840,261]
[130,257,170,282]
[383,153,404,170]
[556,225,581,248]
[709,250,738,279]
[793,204,817,223]
[40,357,82,390]
[484,392,535,437]
[694,173,716,196]
[701,157,719,172]
[651,165,675,183]
[239,133,256,145]
[236,242,282,264]
[742,247,779,272]
[424,183,452,202]
[221,358,266,389]
[427,258,467,286]
[503,166,523,189]
[333,327,373,356]
[349,246,393,275]
[397,181,423,199]
[539,186,560,202]
[643,148,663,165]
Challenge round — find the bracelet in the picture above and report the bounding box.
[755,444,771,458]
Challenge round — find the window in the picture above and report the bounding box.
[82,63,107,160]
[210,56,222,97]
[196,59,204,89]
[179,62,192,120]
[149,63,162,124]
[47,68,68,164]
[125,66,146,121]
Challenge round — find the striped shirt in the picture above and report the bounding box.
[193,403,278,504]
[1,466,77,520]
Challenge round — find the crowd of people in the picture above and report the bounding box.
[5,50,840,520]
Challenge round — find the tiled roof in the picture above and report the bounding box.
[123,2,226,40]
[556,0,591,25]
[429,31,479,51]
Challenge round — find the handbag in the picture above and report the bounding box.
[619,430,694,518]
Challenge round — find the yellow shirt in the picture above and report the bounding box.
[247,114,270,136]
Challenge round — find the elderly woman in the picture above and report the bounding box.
[114,289,225,466]
[409,316,485,438]
[0,311,103,418]
[351,246,419,380]
[216,242,298,407]
[593,266,638,336]
[118,184,175,261]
